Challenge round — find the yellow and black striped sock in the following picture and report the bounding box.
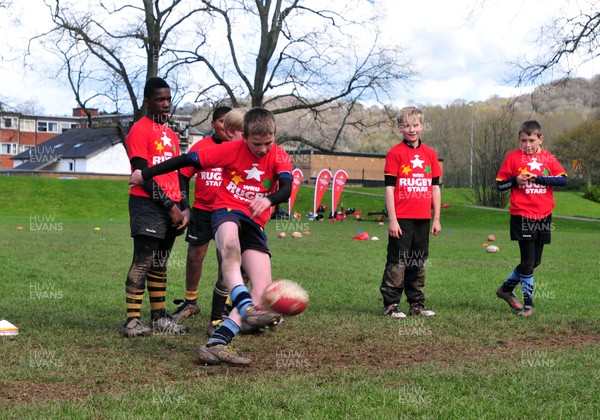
[147,269,167,320]
[185,289,198,304]
[126,287,145,321]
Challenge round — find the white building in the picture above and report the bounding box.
[11,127,131,175]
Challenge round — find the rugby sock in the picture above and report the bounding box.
[185,289,198,305]
[211,284,229,321]
[520,273,534,307]
[224,294,233,316]
[147,269,167,319]
[126,287,145,321]
[207,318,240,347]
[230,284,253,317]
[501,268,521,293]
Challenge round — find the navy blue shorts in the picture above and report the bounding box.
[211,208,270,256]
[510,214,552,244]
[129,195,185,239]
[186,208,214,245]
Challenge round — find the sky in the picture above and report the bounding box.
[1,0,598,117]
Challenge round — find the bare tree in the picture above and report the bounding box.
[424,104,473,188]
[30,0,414,151]
[276,99,399,152]
[30,0,211,121]
[472,108,516,208]
[514,4,600,85]
[188,1,413,115]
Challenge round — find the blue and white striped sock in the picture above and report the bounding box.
[207,318,240,347]
[502,268,521,292]
[230,284,253,317]
[520,273,534,307]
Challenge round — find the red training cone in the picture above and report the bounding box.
[352,232,369,240]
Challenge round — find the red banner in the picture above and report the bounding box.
[313,168,332,216]
[331,169,348,213]
[288,168,303,214]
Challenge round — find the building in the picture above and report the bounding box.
[0,111,84,169]
[288,150,444,186]
[11,127,130,174]
[287,150,386,185]
[1,108,202,174]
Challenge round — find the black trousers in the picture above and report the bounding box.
[380,219,430,307]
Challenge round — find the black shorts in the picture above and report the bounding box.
[211,208,270,256]
[129,195,185,239]
[510,214,552,244]
[186,208,214,245]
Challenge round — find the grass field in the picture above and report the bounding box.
[1,176,600,419]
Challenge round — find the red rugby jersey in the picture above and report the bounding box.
[496,148,567,218]
[198,141,292,227]
[180,136,225,211]
[385,141,442,219]
[126,116,182,202]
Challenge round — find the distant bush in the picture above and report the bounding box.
[583,185,600,203]
[563,177,585,191]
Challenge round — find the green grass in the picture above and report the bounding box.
[1,176,600,418]
[342,185,600,219]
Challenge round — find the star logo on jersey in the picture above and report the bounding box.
[231,171,244,185]
[245,164,264,181]
[424,165,431,174]
[262,178,273,189]
[542,168,549,176]
[155,141,164,153]
[527,158,542,172]
[160,132,172,147]
[402,164,412,175]
[411,155,424,169]
[518,167,528,174]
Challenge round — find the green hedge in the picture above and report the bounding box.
[583,185,600,203]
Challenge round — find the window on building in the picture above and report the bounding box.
[61,122,79,133]
[37,121,59,133]
[2,117,16,128]
[69,162,74,171]
[20,119,35,132]
[0,143,17,155]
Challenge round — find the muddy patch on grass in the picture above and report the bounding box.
[3,331,600,403]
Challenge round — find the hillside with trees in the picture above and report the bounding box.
[185,75,600,188]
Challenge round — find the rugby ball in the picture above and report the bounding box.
[262,279,309,316]
[486,245,500,253]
